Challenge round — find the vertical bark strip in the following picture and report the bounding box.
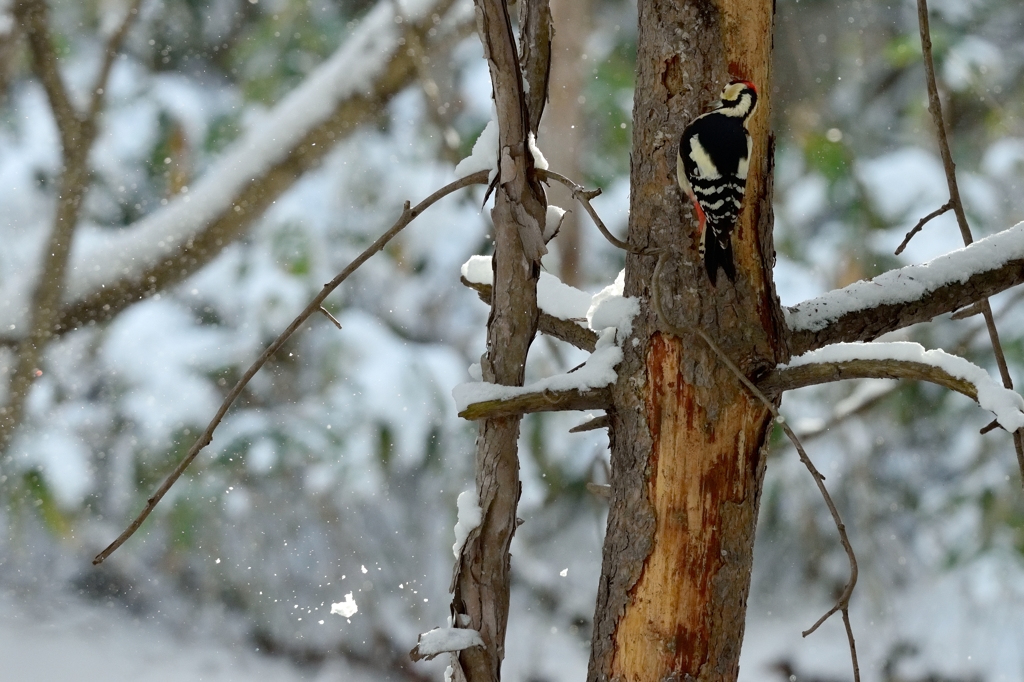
[451,2,548,681]
[589,1,783,681]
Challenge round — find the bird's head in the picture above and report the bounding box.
[716,80,758,119]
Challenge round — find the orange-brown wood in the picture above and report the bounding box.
[610,335,771,681]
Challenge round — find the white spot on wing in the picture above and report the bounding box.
[689,137,721,180]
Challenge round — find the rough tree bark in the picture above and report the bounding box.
[589,2,782,681]
[450,2,549,681]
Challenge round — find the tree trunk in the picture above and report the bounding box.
[589,2,785,681]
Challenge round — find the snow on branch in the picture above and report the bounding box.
[409,627,485,662]
[0,0,465,340]
[786,221,1024,355]
[762,341,1024,433]
[460,255,599,351]
[455,259,637,420]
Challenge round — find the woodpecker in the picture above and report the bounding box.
[676,80,758,285]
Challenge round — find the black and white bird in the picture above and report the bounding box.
[676,80,758,285]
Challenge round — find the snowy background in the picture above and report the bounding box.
[1,0,1024,680]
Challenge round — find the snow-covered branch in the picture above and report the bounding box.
[0,0,470,342]
[786,221,1024,355]
[455,258,636,420]
[460,255,599,351]
[761,342,1024,434]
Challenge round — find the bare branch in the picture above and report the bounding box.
[894,200,953,256]
[786,222,1024,355]
[457,385,611,420]
[917,0,1024,474]
[461,278,598,352]
[570,414,611,433]
[538,169,634,253]
[87,0,144,122]
[13,0,83,150]
[92,170,489,565]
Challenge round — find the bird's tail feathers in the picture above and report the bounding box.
[702,229,735,286]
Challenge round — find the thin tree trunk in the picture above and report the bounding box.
[451,2,549,681]
[589,2,784,681]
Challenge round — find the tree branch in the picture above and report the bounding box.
[762,358,1011,422]
[457,385,611,420]
[894,200,953,256]
[786,222,1024,355]
[0,0,472,345]
[92,170,489,565]
[538,169,633,252]
[13,0,82,151]
[87,0,143,122]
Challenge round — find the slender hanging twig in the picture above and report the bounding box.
[917,0,1024,481]
[93,170,490,565]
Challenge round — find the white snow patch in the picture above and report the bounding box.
[782,342,1024,432]
[461,255,593,323]
[414,628,484,658]
[454,119,498,180]
[587,270,638,342]
[330,593,358,619]
[527,132,549,171]
[452,489,482,558]
[786,221,1024,333]
[544,205,566,241]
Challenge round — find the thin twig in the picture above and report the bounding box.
[87,0,144,122]
[894,200,953,256]
[93,170,489,565]
[917,0,1024,482]
[319,306,342,329]
[537,169,635,253]
[651,257,860,682]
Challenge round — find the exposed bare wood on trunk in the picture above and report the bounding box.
[451,2,549,681]
[589,1,782,681]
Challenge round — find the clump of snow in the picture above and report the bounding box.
[414,627,485,658]
[587,270,638,342]
[782,342,1024,432]
[461,255,593,323]
[544,205,566,241]
[527,132,549,171]
[786,221,1024,333]
[454,120,498,180]
[330,593,358,619]
[453,489,482,558]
